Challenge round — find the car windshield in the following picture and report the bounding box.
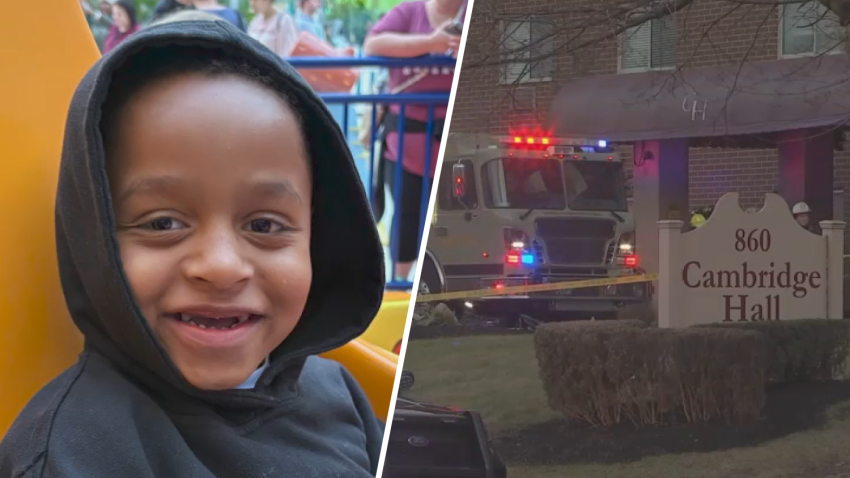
[562,161,628,211]
[482,157,567,210]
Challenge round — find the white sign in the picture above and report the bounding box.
[657,193,845,328]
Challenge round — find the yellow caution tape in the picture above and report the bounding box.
[416,274,659,303]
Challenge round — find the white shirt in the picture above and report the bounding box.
[247,11,299,57]
[233,356,270,390]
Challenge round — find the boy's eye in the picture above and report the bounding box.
[141,217,187,231]
[246,218,285,234]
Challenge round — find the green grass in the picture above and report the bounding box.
[403,335,558,431]
[403,334,850,478]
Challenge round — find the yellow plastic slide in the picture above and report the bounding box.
[0,0,403,437]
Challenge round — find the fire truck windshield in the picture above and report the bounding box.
[482,157,567,210]
[563,161,628,212]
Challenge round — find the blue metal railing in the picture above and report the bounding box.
[287,55,453,291]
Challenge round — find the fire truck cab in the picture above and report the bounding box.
[420,132,651,321]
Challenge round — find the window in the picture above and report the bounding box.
[562,161,628,212]
[620,13,677,71]
[781,1,842,56]
[500,18,555,84]
[482,157,566,210]
[438,159,478,210]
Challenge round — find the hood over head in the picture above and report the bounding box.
[56,20,385,409]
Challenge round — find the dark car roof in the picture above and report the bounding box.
[394,397,468,418]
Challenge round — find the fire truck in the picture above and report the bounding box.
[418,132,651,323]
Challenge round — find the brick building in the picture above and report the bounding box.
[450,0,850,239]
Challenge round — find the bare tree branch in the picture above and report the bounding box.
[465,0,850,71]
[453,0,850,134]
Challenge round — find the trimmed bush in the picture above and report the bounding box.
[617,303,657,327]
[534,324,766,427]
[697,319,850,383]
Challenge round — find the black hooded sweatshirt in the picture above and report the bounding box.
[0,20,386,478]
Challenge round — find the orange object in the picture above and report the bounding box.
[0,0,94,437]
[321,339,397,420]
[290,31,359,93]
[360,339,400,363]
[358,291,410,352]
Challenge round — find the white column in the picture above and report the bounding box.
[820,220,846,319]
[657,220,684,328]
[632,140,689,312]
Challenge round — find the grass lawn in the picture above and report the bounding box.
[402,334,850,478]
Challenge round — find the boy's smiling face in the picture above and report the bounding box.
[108,72,312,390]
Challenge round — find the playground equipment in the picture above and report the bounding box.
[0,0,400,436]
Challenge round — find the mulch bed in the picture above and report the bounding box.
[407,315,533,341]
[493,381,850,465]
[407,324,531,341]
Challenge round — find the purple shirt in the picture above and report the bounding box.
[103,24,140,54]
[369,1,456,177]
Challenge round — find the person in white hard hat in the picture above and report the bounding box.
[792,201,821,234]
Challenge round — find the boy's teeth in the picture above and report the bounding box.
[176,314,251,329]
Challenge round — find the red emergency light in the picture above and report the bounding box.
[503,128,613,156]
[453,174,465,197]
[505,126,555,152]
[624,254,640,268]
[512,136,550,145]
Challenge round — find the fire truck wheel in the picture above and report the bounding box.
[419,258,442,294]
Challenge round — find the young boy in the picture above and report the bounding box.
[0,19,385,477]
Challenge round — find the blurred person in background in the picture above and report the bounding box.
[149,8,226,25]
[363,0,463,281]
[324,24,334,45]
[295,0,327,41]
[80,0,114,52]
[192,0,247,31]
[248,0,299,57]
[103,0,140,54]
[98,1,114,17]
[151,0,194,23]
[327,19,351,49]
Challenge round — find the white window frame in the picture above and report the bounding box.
[778,1,844,58]
[499,18,555,85]
[618,13,678,73]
